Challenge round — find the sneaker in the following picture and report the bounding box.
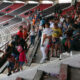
[70,51,72,57]
[59,54,62,60]
[7,72,12,76]
[63,52,69,56]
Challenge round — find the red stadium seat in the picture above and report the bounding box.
[20,4,52,18]
[1,3,24,13]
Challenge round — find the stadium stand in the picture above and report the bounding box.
[2,17,22,28]
[0,12,5,17]
[0,15,13,23]
[9,4,38,15]
[0,2,12,11]
[1,3,24,13]
[61,6,74,15]
[20,4,52,18]
[0,1,80,80]
[42,3,71,17]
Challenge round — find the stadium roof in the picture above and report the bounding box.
[1,0,57,3]
[1,0,72,3]
[1,0,57,1]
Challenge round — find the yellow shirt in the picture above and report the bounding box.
[52,27,62,38]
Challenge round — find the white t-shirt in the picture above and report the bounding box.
[30,30,35,36]
[50,22,54,29]
[41,28,52,47]
[58,22,62,28]
[60,17,64,23]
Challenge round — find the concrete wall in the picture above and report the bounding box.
[68,66,80,80]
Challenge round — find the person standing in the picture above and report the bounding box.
[51,23,62,57]
[17,45,27,70]
[17,26,23,39]
[30,28,35,46]
[23,27,28,40]
[40,22,52,63]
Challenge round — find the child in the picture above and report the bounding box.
[17,45,27,70]
[30,28,35,46]
[7,54,16,76]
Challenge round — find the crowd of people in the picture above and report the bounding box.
[0,3,80,77]
[0,25,28,76]
[7,26,28,75]
[35,5,80,63]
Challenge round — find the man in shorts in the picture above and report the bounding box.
[51,23,62,57]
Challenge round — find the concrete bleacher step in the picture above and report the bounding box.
[23,57,59,70]
[60,64,80,80]
[1,48,79,77]
[1,53,80,80]
[33,70,43,80]
[1,31,80,79]
[27,37,40,66]
[0,74,7,79]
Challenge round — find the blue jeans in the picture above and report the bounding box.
[38,30,42,38]
[30,35,35,45]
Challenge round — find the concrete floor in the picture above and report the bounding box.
[0,46,80,80]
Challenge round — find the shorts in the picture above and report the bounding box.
[19,62,24,66]
[52,38,60,44]
[47,43,52,49]
[7,62,15,70]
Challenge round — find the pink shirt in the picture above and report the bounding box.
[19,51,26,62]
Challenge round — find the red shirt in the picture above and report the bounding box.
[19,51,26,62]
[17,30,23,39]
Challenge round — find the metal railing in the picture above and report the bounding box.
[27,37,41,66]
[0,19,31,73]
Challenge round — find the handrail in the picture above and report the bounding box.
[27,37,40,66]
[0,24,31,72]
[0,31,18,50]
[0,39,11,50]
[0,28,30,50]
[0,20,31,51]
[0,33,31,74]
